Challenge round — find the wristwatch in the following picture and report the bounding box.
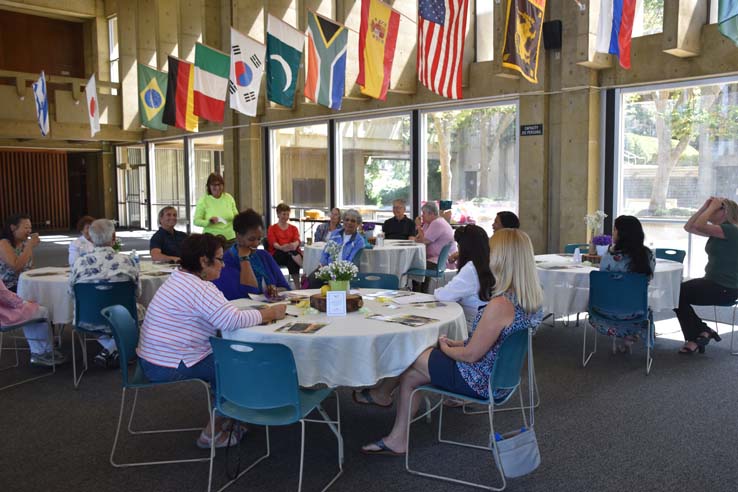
[239,255,252,262]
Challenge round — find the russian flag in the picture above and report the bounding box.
[596,0,637,69]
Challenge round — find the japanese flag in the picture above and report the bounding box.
[85,74,100,137]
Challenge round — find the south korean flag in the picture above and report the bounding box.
[229,27,265,117]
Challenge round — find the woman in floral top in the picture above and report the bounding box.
[0,214,39,292]
[361,229,543,456]
[593,215,655,352]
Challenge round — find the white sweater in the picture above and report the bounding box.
[434,262,488,330]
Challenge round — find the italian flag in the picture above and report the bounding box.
[193,43,230,122]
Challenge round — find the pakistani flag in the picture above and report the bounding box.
[194,43,230,123]
[229,27,265,117]
[266,14,304,107]
[138,64,168,130]
[719,0,738,46]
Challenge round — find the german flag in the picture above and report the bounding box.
[162,56,198,132]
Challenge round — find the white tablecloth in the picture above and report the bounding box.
[535,254,683,316]
[303,239,426,277]
[225,289,467,387]
[16,262,173,325]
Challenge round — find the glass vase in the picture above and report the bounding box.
[329,280,350,292]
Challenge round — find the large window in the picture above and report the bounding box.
[337,114,412,222]
[108,16,119,95]
[633,0,663,37]
[616,77,738,276]
[269,124,329,222]
[115,146,147,228]
[421,103,518,235]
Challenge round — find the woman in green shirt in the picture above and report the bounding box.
[193,173,239,244]
[677,197,738,354]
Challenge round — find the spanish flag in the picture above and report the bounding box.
[357,0,400,100]
[162,56,198,132]
[501,0,546,84]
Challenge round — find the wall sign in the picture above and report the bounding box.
[520,124,543,136]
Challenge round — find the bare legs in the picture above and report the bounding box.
[362,348,433,453]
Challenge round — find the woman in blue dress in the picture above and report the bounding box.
[594,215,655,352]
[213,209,290,300]
[360,228,543,456]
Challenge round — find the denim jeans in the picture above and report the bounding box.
[139,354,216,392]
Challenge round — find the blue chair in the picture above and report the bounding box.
[100,306,213,471]
[0,317,57,391]
[405,242,453,292]
[72,281,137,388]
[208,337,343,492]
[564,243,589,254]
[406,328,535,490]
[352,273,400,289]
[583,271,654,374]
[654,248,686,264]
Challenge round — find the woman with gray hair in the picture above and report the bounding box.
[413,202,457,292]
[307,209,367,288]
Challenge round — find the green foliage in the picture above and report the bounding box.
[624,133,699,165]
[363,158,411,207]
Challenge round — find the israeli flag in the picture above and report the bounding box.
[32,71,49,136]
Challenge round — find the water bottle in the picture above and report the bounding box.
[131,249,140,267]
[376,232,385,247]
[573,247,582,264]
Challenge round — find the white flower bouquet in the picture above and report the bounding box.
[584,210,607,237]
[316,260,358,282]
[324,240,342,262]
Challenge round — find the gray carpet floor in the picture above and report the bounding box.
[3,233,738,491]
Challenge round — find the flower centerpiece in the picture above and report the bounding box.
[315,260,358,292]
[584,210,607,254]
[592,234,612,257]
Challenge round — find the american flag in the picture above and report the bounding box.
[417,0,469,99]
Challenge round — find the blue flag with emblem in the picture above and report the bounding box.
[137,64,168,130]
[32,71,49,136]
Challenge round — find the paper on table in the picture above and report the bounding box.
[391,293,437,305]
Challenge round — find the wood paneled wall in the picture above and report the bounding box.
[0,150,69,230]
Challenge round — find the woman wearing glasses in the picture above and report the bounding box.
[213,209,290,300]
[137,233,286,449]
[307,209,367,288]
[678,197,738,354]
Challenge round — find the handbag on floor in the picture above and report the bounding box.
[491,426,541,478]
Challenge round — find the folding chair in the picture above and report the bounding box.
[0,317,57,391]
[208,338,343,492]
[654,248,686,263]
[352,272,400,289]
[100,306,212,470]
[582,271,654,374]
[406,329,534,491]
[406,242,453,292]
[72,281,137,388]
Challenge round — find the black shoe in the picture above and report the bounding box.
[93,349,120,369]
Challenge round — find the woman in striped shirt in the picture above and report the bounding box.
[137,233,286,449]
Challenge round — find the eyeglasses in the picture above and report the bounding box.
[343,218,358,223]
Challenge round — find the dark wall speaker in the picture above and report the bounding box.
[542,20,562,50]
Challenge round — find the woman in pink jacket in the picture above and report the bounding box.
[0,280,67,366]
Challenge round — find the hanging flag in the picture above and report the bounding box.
[718,0,738,46]
[137,64,168,130]
[193,43,230,122]
[266,14,305,108]
[32,71,49,137]
[501,0,546,84]
[305,12,348,110]
[162,56,199,132]
[229,28,265,117]
[85,74,100,137]
[595,0,637,69]
[417,0,470,100]
[357,0,400,100]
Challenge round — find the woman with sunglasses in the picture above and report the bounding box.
[677,197,738,354]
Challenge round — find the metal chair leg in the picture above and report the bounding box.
[0,322,57,392]
[582,321,597,367]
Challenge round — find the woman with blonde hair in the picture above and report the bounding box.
[677,197,738,354]
[360,229,543,455]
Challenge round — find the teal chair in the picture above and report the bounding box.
[405,328,535,490]
[583,271,654,374]
[208,337,343,492]
[72,281,137,388]
[564,243,589,254]
[405,242,453,291]
[100,306,213,472]
[352,273,400,289]
[0,317,57,392]
[654,248,685,263]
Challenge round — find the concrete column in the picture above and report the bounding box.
[663,0,706,58]
[118,0,139,130]
[138,0,158,67]
[156,0,179,70]
[179,0,205,62]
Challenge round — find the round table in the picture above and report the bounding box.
[16,262,174,325]
[224,289,467,387]
[535,254,683,316]
[302,239,426,277]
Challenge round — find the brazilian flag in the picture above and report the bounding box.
[137,64,168,130]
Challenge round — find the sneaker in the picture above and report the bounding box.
[93,349,120,369]
[30,350,67,367]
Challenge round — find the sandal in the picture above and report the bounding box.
[196,430,242,449]
[352,388,392,408]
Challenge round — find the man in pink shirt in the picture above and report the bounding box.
[413,202,457,292]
